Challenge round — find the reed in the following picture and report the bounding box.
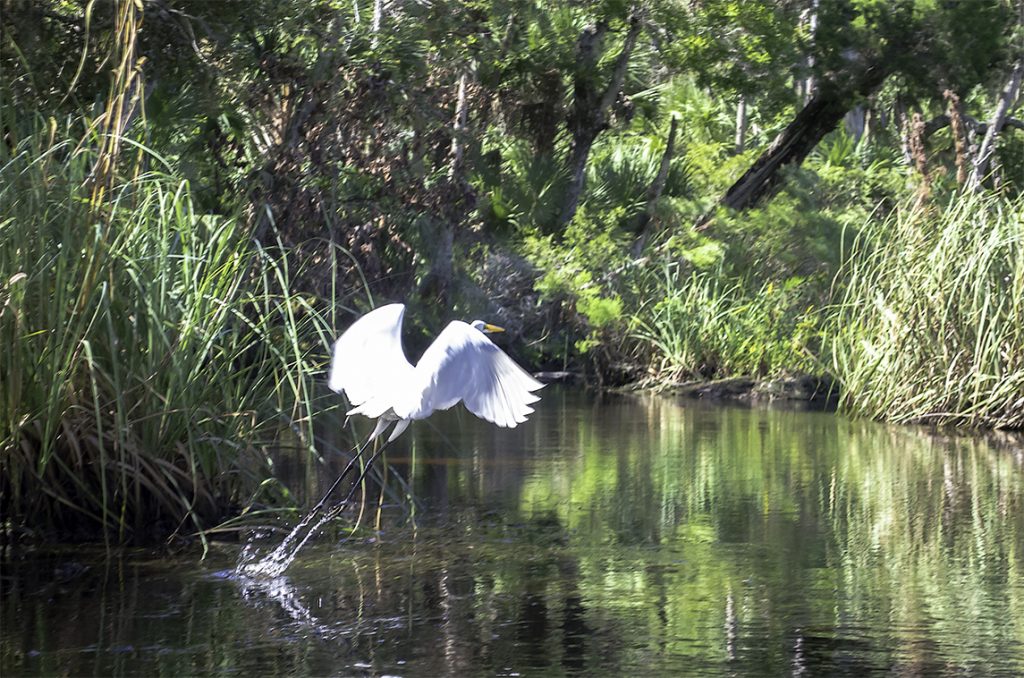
[831,192,1024,428]
[0,122,342,542]
[630,263,818,382]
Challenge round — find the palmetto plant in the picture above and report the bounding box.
[486,139,568,231]
[586,134,691,219]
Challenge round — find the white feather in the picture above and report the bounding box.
[328,303,414,420]
[328,304,544,439]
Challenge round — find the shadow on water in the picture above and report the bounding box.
[3,387,1024,676]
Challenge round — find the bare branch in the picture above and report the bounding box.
[922,112,1024,138]
[969,58,1024,191]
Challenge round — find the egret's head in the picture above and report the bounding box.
[470,319,505,334]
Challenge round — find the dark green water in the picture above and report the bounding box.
[3,389,1024,676]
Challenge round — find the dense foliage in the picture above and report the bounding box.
[833,193,1024,428]
[0,124,335,541]
[2,0,1023,540]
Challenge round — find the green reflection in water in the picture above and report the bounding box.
[3,389,1023,676]
[503,394,1024,675]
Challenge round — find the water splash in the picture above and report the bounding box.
[236,435,392,579]
[236,511,335,579]
[237,572,319,627]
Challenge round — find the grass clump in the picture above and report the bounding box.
[630,262,821,383]
[0,125,337,543]
[832,193,1024,428]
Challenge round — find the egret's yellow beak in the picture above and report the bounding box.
[483,323,505,333]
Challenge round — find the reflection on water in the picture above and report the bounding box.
[3,388,1024,676]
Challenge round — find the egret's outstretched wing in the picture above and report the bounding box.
[401,321,544,427]
[328,303,413,417]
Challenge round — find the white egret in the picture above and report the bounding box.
[240,304,543,578]
[328,303,544,441]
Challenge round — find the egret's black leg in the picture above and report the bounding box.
[307,432,376,516]
[266,423,385,558]
[323,439,395,522]
[306,416,394,516]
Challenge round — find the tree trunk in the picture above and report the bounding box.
[449,72,469,180]
[417,71,472,306]
[698,62,890,227]
[844,105,866,142]
[420,222,454,304]
[896,98,913,166]
[968,57,1024,191]
[632,115,679,256]
[908,111,929,182]
[799,0,819,104]
[734,95,747,153]
[557,13,642,230]
[371,0,384,47]
[944,90,970,186]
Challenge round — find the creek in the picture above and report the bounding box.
[3,388,1023,676]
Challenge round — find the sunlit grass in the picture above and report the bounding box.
[629,262,819,382]
[832,192,1024,428]
[630,193,1024,429]
[0,123,345,542]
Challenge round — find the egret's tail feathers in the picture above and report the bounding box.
[347,398,393,419]
[368,417,392,442]
[387,419,411,442]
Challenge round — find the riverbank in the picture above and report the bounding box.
[654,373,839,409]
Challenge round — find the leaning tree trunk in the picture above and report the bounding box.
[557,13,641,230]
[698,61,890,227]
[968,57,1024,192]
[632,115,679,256]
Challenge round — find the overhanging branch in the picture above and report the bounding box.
[923,113,1024,138]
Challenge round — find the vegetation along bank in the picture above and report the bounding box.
[2,0,1023,542]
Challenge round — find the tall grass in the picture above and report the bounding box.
[832,193,1024,428]
[630,262,819,382]
[0,125,341,542]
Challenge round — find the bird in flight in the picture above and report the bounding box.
[237,304,544,578]
[329,303,544,442]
